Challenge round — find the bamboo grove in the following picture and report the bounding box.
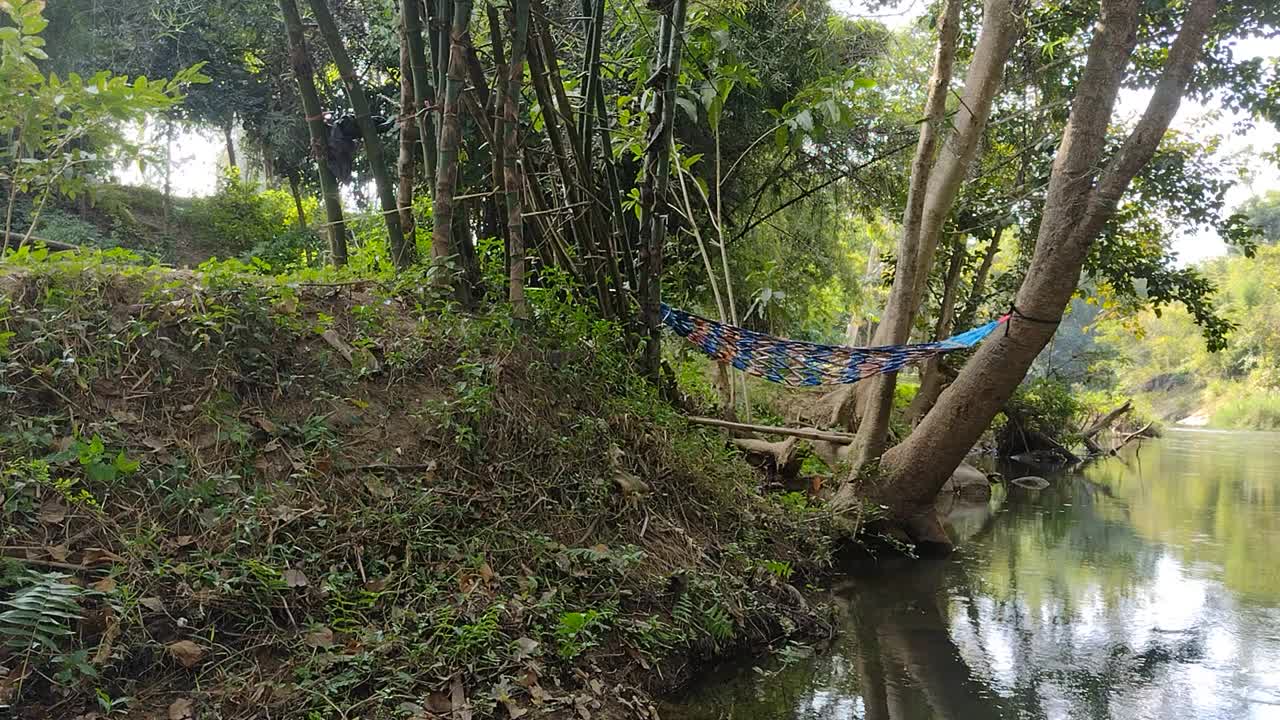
[273,0,691,375]
[265,0,906,380]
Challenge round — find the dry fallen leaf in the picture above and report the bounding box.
[303,627,335,649]
[140,597,166,613]
[424,691,452,714]
[513,637,539,661]
[142,437,170,452]
[252,415,279,434]
[38,501,67,524]
[166,640,206,669]
[363,477,395,499]
[168,697,195,720]
[91,578,118,593]
[82,548,125,566]
[451,677,472,720]
[47,544,69,562]
[283,568,309,588]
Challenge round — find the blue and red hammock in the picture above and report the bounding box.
[660,303,1008,387]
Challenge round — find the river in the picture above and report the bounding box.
[666,429,1280,720]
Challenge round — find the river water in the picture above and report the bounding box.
[666,429,1280,720]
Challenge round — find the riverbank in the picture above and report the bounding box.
[0,252,846,719]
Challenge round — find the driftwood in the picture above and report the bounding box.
[685,415,855,445]
[1083,400,1133,439]
[1081,400,1133,454]
[1116,421,1157,449]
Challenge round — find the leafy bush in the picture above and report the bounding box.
[182,171,301,257]
[1211,391,1280,430]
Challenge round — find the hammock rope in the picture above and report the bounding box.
[660,303,1008,387]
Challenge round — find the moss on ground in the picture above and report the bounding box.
[0,250,842,719]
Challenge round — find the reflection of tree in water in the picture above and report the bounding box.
[668,437,1280,720]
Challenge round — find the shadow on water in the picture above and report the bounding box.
[666,430,1280,720]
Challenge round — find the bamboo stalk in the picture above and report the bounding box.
[279,0,348,266]
[307,0,412,268]
[503,0,531,319]
[402,0,438,182]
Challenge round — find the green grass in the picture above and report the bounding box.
[1211,391,1280,430]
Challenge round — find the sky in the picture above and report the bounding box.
[119,1,1280,265]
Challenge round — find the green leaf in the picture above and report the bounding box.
[113,451,140,474]
[675,97,698,124]
[86,462,117,484]
[0,27,20,42]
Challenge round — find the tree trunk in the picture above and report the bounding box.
[307,0,414,270]
[838,0,1219,551]
[223,119,238,173]
[403,0,438,182]
[850,0,1022,462]
[397,26,419,251]
[906,237,967,425]
[279,0,348,266]
[262,143,277,187]
[826,0,961,431]
[287,173,308,231]
[503,0,531,319]
[956,229,1002,330]
[638,0,688,381]
[430,0,473,300]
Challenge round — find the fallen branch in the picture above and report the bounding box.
[685,415,855,445]
[1083,400,1133,443]
[1115,421,1156,451]
[731,436,804,478]
[2,230,81,252]
[320,329,382,373]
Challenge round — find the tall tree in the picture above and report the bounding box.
[845,0,1024,463]
[280,0,349,266]
[307,0,415,269]
[836,0,1223,549]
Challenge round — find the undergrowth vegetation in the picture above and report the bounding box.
[0,249,841,719]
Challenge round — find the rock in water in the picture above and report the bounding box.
[942,462,992,498]
[1011,475,1050,490]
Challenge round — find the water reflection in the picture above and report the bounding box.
[667,430,1280,720]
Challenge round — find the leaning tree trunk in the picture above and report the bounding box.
[905,237,967,425]
[307,0,415,270]
[402,0,438,182]
[837,0,1220,551]
[826,0,961,432]
[287,173,308,231]
[279,0,348,266]
[431,0,474,302]
[638,0,689,381]
[849,0,1022,462]
[223,119,238,173]
[956,228,1002,331]
[503,0,531,319]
